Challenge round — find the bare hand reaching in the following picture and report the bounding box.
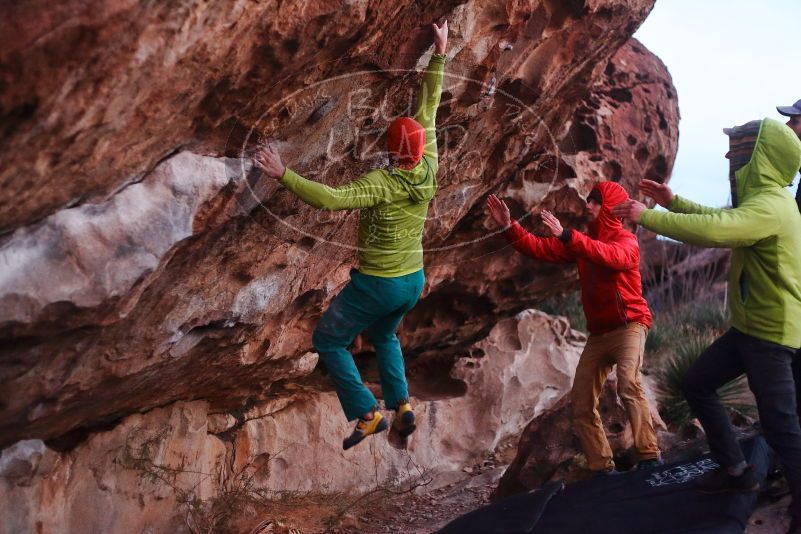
[485,194,511,228]
[610,200,647,222]
[639,179,674,208]
[540,210,564,237]
[433,20,448,55]
[253,145,286,180]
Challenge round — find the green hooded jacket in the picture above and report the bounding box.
[639,118,801,348]
[280,54,445,277]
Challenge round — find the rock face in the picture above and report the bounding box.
[0,0,678,530]
[568,38,679,190]
[0,0,676,448]
[1,310,585,533]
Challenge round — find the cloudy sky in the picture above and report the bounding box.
[634,0,801,207]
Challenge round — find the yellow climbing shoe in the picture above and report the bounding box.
[343,410,388,450]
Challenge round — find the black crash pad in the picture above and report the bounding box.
[438,436,771,534]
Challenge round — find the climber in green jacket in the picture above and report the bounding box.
[254,21,448,450]
[613,118,801,531]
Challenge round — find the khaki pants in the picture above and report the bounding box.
[571,322,660,471]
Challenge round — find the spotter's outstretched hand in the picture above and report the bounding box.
[485,194,511,228]
[639,179,674,208]
[611,199,647,223]
[540,210,564,237]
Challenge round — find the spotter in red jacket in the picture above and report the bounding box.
[505,181,652,335]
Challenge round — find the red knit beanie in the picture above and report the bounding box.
[387,117,426,169]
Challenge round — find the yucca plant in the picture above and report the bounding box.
[655,333,754,429]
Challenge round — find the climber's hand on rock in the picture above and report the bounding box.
[611,200,646,222]
[433,20,448,54]
[254,145,285,180]
[541,210,563,237]
[639,179,674,208]
[486,194,511,228]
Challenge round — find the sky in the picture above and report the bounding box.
[633,0,801,207]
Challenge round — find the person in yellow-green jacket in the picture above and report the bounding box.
[613,118,801,532]
[254,21,448,450]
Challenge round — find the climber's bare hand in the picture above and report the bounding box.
[433,20,448,54]
[254,145,286,180]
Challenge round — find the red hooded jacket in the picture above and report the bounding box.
[505,182,652,335]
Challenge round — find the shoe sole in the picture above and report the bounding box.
[395,411,416,439]
[343,419,389,450]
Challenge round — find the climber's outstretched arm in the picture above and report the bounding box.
[414,21,447,160]
[254,146,388,211]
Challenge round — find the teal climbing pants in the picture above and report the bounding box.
[312,268,425,421]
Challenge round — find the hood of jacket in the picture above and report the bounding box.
[389,154,437,203]
[588,181,629,240]
[736,118,801,202]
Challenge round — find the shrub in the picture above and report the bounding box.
[644,299,729,370]
[655,332,753,429]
